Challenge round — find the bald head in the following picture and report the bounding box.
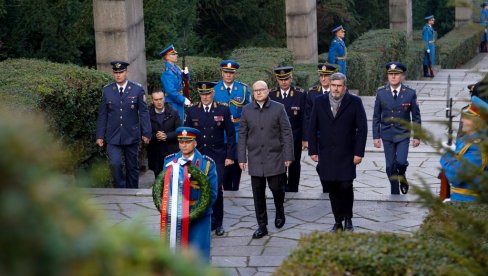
[252,80,269,104]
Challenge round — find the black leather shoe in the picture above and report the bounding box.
[275,215,286,229]
[215,226,225,236]
[344,219,354,232]
[329,222,343,233]
[252,226,268,239]
[399,176,409,194]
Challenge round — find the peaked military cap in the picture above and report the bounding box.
[424,15,435,20]
[196,81,217,95]
[159,44,177,57]
[385,61,407,73]
[463,96,488,121]
[176,127,200,141]
[110,61,129,73]
[317,64,337,75]
[273,66,294,80]
[220,60,240,72]
[331,25,345,33]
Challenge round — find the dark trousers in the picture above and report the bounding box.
[212,162,224,228]
[107,143,139,188]
[327,180,354,223]
[223,162,241,191]
[316,165,329,193]
[383,139,409,194]
[285,139,301,192]
[251,174,286,227]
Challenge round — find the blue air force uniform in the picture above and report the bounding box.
[214,60,251,191]
[163,129,218,262]
[185,82,236,233]
[422,16,436,67]
[372,62,421,194]
[95,61,151,188]
[328,25,347,75]
[480,3,488,43]
[269,66,307,192]
[160,45,186,121]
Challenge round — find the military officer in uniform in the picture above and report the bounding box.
[269,66,306,192]
[214,59,251,191]
[304,64,337,193]
[480,3,488,52]
[95,61,151,188]
[372,62,421,194]
[422,15,436,77]
[328,25,347,75]
[163,127,218,262]
[185,81,236,236]
[160,44,191,121]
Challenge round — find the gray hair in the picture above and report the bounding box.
[330,72,347,85]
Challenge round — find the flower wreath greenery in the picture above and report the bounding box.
[152,164,211,221]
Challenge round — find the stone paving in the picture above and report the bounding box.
[88,53,487,275]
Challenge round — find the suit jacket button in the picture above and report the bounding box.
[120,124,123,126]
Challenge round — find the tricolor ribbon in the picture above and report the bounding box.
[160,159,191,253]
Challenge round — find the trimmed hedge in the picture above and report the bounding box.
[437,23,484,68]
[0,59,113,186]
[278,202,488,275]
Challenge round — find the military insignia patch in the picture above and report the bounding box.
[280,70,285,75]
[202,83,207,89]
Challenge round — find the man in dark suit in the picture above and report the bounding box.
[308,72,367,232]
[185,81,236,236]
[372,62,421,195]
[238,80,294,239]
[95,61,151,188]
[304,63,338,193]
[269,66,306,192]
[147,91,181,178]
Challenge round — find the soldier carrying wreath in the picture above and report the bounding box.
[152,127,218,262]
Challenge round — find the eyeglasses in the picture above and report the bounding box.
[253,88,268,93]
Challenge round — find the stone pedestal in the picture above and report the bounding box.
[93,0,147,90]
[455,5,473,27]
[285,0,318,64]
[389,0,413,40]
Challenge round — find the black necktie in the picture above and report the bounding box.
[226,87,231,95]
[283,92,288,99]
[119,87,123,96]
[393,90,398,100]
[205,106,209,113]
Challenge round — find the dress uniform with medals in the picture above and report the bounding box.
[269,66,306,192]
[160,44,188,121]
[95,61,151,188]
[372,62,421,194]
[328,25,347,75]
[305,63,337,193]
[185,82,236,236]
[163,127,218,262]
[422,15,436,77]
[214,60,250,191]
[440,96,488,202]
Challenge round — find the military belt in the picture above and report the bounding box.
[428,40,435,43]
[232,118,241,123]
[451,187,479,197]
[336,56,346,60]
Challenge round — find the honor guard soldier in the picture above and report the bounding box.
[422,15,436,77]
[269,66,307,192]
[95,61,151,188]
[480,2,488,52]
[372,62,421,195]
[214,59,251,191]
[305,63,337,193]
[185,81,236,236]
[162,127,218,262]
[160,44,191,121]
[328,25,347,75]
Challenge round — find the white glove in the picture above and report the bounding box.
[426,49,430,53]
[184,97,191,106]
[182,67,189,75]
[441,141,456,151]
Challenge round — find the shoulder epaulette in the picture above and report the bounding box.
[294,86,304,93]
[190,102,200,107]
[131,81,143,88]
[165,153,177,160]
[203,155,214,163]
[235,80,249,87]
[103,82,115,88]
[377,84,387,91]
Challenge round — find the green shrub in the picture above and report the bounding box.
[0,110,220,275]
[0,59,112,187]
[437,23,484,68]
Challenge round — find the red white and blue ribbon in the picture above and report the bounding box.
[160,159,191,253]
